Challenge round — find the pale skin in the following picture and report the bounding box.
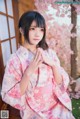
[20,21,62,96]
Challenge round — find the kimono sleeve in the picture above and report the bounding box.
[1,54,26,110]
[49,49,70,91]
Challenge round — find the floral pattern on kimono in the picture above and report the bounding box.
[1,46,75,119]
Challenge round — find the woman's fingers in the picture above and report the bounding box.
[34,49,39,61]
[26,48,43,75]
[34,49,43,64]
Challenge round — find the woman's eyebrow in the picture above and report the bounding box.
[30,25,37,27]
[30,26,44,28]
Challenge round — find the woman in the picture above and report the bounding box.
[1,11,75,119]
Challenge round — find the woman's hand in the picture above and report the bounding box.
[20,49,43,95]
[24,49,43,77]
[38,48,55,67]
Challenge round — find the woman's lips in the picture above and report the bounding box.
[34,38,39,40]
[34,39,40,41]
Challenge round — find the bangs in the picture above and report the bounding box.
[34,14,45,28]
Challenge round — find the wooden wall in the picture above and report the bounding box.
[18,0,36,44]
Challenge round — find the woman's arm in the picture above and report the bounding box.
[39,48,70,89]
[20,74,30,95]
[52,65,62,85]
[50,49,70,90]
[1,54,26,110]
[20,49,43,95]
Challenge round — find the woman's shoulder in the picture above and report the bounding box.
[46,48,57,56]
[46,48,60,66]
[6,52,21,69]
[10,45,28,62]
[6,46,25,67]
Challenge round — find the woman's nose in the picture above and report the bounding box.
[35,29,40,36]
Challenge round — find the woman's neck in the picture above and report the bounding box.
[23,41,37,54]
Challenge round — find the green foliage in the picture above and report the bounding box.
[72,98,80,119]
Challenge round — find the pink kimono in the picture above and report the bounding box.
[1,46,75,119]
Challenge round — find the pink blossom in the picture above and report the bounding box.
[34,0,79,71]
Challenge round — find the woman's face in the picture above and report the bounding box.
[28,20,44,46]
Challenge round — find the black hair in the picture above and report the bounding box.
[18,11,48,50]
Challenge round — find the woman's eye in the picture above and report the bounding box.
[30,27,35,30]
[40,28,44,32]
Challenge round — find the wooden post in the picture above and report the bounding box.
[70,4,77,79]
